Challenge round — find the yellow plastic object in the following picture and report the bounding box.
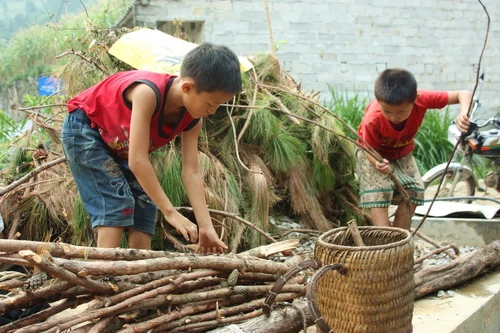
[109,28,253,74]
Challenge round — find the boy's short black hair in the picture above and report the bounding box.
[374,68,417,105]
[180,43,242,94]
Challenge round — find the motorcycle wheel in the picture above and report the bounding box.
[423,169,475,203]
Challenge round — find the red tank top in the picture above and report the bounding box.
[67,70,198,159]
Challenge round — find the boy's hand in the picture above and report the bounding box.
[455,112,471,133]
[196,226,228,255]
[375,159,391,174]
[164,210,199,243]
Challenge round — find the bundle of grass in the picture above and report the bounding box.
[201,53,362,251]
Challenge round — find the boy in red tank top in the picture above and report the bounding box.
[62,43,242,253]
[357,68,472,230]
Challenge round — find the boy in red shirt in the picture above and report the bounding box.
[62,43,242,253]
[357,68,472,230]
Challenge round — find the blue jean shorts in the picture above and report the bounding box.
[61,109,157,235]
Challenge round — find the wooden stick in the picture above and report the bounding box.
[414,245,455,265]
[242,239,300,258]
[52,254,291,277]
[263,0,276,56]
[0,156,66,196]
[412,229,459,259]
[0,239,193,260]
[19,250,116,294]
[347,219,365,246]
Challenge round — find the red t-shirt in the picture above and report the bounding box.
[67,70,198,159]
[357,90,448,160]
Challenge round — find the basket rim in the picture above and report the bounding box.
[317,226,412,251]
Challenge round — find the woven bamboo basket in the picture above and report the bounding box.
[313,226,414,333]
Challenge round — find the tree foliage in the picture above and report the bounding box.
[0,0,99,42]
[0,0,129,87]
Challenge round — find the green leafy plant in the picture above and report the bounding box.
[414,108,454,174]
[0,109,28,142]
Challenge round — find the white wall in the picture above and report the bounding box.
[134,0,500,116]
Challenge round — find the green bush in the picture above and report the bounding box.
[413,108,454,174]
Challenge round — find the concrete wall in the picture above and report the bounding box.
[133,0,499,116]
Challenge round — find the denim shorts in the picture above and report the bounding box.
[61,109,157,235]
[356,150,425,208]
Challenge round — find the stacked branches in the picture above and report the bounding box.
[0,239,308,332]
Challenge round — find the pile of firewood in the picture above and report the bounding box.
[0,239,314,333]
[1,235,499,333]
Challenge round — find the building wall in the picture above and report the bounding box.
[134,0,499,116]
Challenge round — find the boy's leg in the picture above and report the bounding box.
[97,227,125,248]
[118,159,157,250]
[393,202,417,230]
[391,154,424,230]
[356,150,394,225]
[128,229,152,250]
[370,207,391,226]
[61,109,137,244]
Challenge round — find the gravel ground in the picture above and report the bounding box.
[270,215,481,269]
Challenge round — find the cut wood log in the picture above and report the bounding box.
[0,297,92,333]
[414,240,500,299]
[0,239,191,260]
[52,254,292,276]
[207,298,314,333]
[242,238,300,258]
[347,219,365,246]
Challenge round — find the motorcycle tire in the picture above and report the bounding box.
[422,166,476,203]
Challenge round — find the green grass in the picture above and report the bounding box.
[413,108,455,174]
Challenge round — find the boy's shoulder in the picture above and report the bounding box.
[416,90,448,108]
[107,70,175,86]
[417,89,446,97]
[365,98,382,112]
[110,70,172,78]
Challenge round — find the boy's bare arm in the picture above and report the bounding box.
[447,90,472,133]
[127,84,198,243]
[181,120,228,254]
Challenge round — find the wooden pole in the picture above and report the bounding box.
[347,219,365,246]
[263,0,276,56]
